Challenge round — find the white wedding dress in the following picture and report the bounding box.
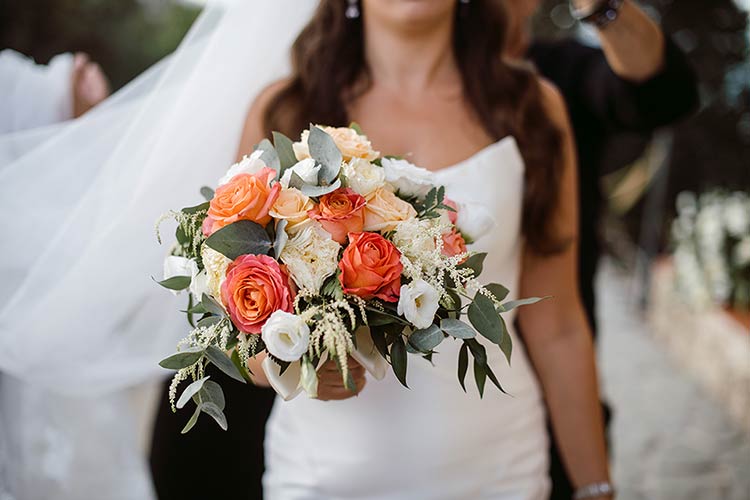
[264,137,550,500]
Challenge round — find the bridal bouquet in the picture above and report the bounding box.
[156,124,541,432]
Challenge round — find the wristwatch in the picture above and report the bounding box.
[570,0,625,29]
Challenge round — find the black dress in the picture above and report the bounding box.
[148,37,698,500]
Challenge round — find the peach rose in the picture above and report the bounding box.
[269,187,315,234]
[308,187,366,244]
[294,126,379,162]
[338,232,402,302]
[220,254,294,334]
[443,197,459,224]
[206,167,280,235]
[363,188,417,232]
[441,229,467,259]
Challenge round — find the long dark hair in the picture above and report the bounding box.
[264,0,565,254]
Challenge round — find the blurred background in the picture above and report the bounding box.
[1,0,748,499]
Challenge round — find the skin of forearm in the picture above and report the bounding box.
[595,0,666,82]
[527,324,610,488]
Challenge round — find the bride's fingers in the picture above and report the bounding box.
[317,376,367,400]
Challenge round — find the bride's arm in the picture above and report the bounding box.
[517,81,611,495]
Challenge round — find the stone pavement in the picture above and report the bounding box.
[596,262,750,500]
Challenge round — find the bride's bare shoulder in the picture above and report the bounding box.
[536,77,570,130]
[237,79,291,159]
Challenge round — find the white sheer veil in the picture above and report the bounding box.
[0,0,317,497]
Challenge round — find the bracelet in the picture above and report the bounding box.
[573,481,615,499]
[570,0,624,29]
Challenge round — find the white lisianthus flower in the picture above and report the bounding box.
[723,194,750,237]
[280,224,341,293]
[280,158,320,188]
[163,255,199,296]
[397,279,440,330]
[261,310,310,362]
[218,149,267,186]
[342,158,385,196]
[381,158,434,198]
[456,202,496,243]
[734,237,750,267]
[201,245,232,301]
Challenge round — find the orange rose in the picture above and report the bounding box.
[308,188,366,244]
[206,167,280,235]
[441,229,467,259]
[338,232,402,302]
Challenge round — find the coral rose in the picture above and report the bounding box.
[206,167,280,235]
[269,187,315,234]
[441,229,467,259]
[220,254,294,334]
[338,232,403,302]
[308,187,366,244]
[363,188,417,232]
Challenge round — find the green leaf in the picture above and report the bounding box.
[424,188,437,209]
[440,318,476,339]
[156,275,191,291]
[300,356,318,398]
[349,122,364,135]
[300,178,341,198]
[200,186,215,201]
[256,138,280,174]
[205,220,272,260]
[273,131,297,174]
[196,316,223,329]
[273,219,289,260]
[390,336,408,388]
[198,380,226,411]
[499,296,549,312]
[200,401,228,431]
[333,356,357,392]
[370,327,389,359]
[200,294,226,317]
[473,360,487,397]
[408,324,443,352]
[483,361,507,394]
[231,349,254,381]
[205,345,245,383]
[366,310,398,326]
[185,302,207,315]
[182,201,210,215]
[467,292,504,344]
[308,126,342,184]
[459,252,487,278]
[159,346,204,370]
[181,405,201,434]
[288,170,306,190]
[436,185,445,205]
[457,342,469,392]
[498,315,512,365]
[176,376,210,409]
[485,283,509,302]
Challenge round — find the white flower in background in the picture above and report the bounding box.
[218,150,266,186]
[723,193,750,237]
[280,158,320,188]
[397,279,440,330]
[456,201,496,243]
[342,158,385,196]
[381,158,434,198]
[734,237,750,267]
[201,245,232,301]
[261,310,310,362]
[280,224,340,293]
[163,255,199,296]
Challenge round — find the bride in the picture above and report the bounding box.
[238,1,610,499]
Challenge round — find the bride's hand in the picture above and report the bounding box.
[316,356,367,401]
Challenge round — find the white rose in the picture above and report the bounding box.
[280,158,320,188]
[723,194,749,238]
[163,255,199,296]
[342,158,385,196]
[218,150,267,186]
[280,223,341,293]
[261,310,311,362]
[397,279,440,330]
[381,158,434,198]
[456,202,496,243]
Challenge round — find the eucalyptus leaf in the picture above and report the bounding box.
[499,296,549,312]
[205,345,245,383]
[467,293,504,344]
[498,315,512,365]
[199,380,226,411]
[181,405,202,434]
[459,252,488,278]
[440,318,476,339]
[200,401,228,431]
[485,283,510,302]
[483,361,507,394]
[457,342,469,392]
[256,138,280,174]
[176,376,210,409]
[300,357,319,398]
[288,170,306,190]
[273,219,289,260]
[205,220,272,259]
[390,336,408,388]
[272,131,297,174]
[159,346,204,370]
[197,316,224,329]
[408,324,443,352]
[300,178,341,198]
[156,275,191,291]
[200,294,226,317]
[308,126,342,183]
[200,186,215,201]
[473,361,487,397]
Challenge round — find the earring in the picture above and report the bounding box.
[459,0,470,4]
[345,0,360,19]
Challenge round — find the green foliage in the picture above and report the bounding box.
[309,126,343,185]
[159,346,203,370]
[255,139,281,175]
[205,345,245,383]
[467,293,504,344]
[408,324,444,352]
[155,275,191,291]
[272,131,297,174]
[390,336,408,388]
[205,220,272,259]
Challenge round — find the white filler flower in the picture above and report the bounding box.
[397,278,440,330]
[262,310,311,362]
[381,157,434,198]
[218,149,267,186]
[280,158,321,188]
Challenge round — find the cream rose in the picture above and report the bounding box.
[261,310,310,362]
[293,126,379,162]
[280,158,321,188]
[280,224,341,293]
[342,158,385,196]
[201,245,232,301]
[363,188,417,232]
[397,279,440,330]
[217,150,267,186]
[381,157,435,198]
[269,187,315,234]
